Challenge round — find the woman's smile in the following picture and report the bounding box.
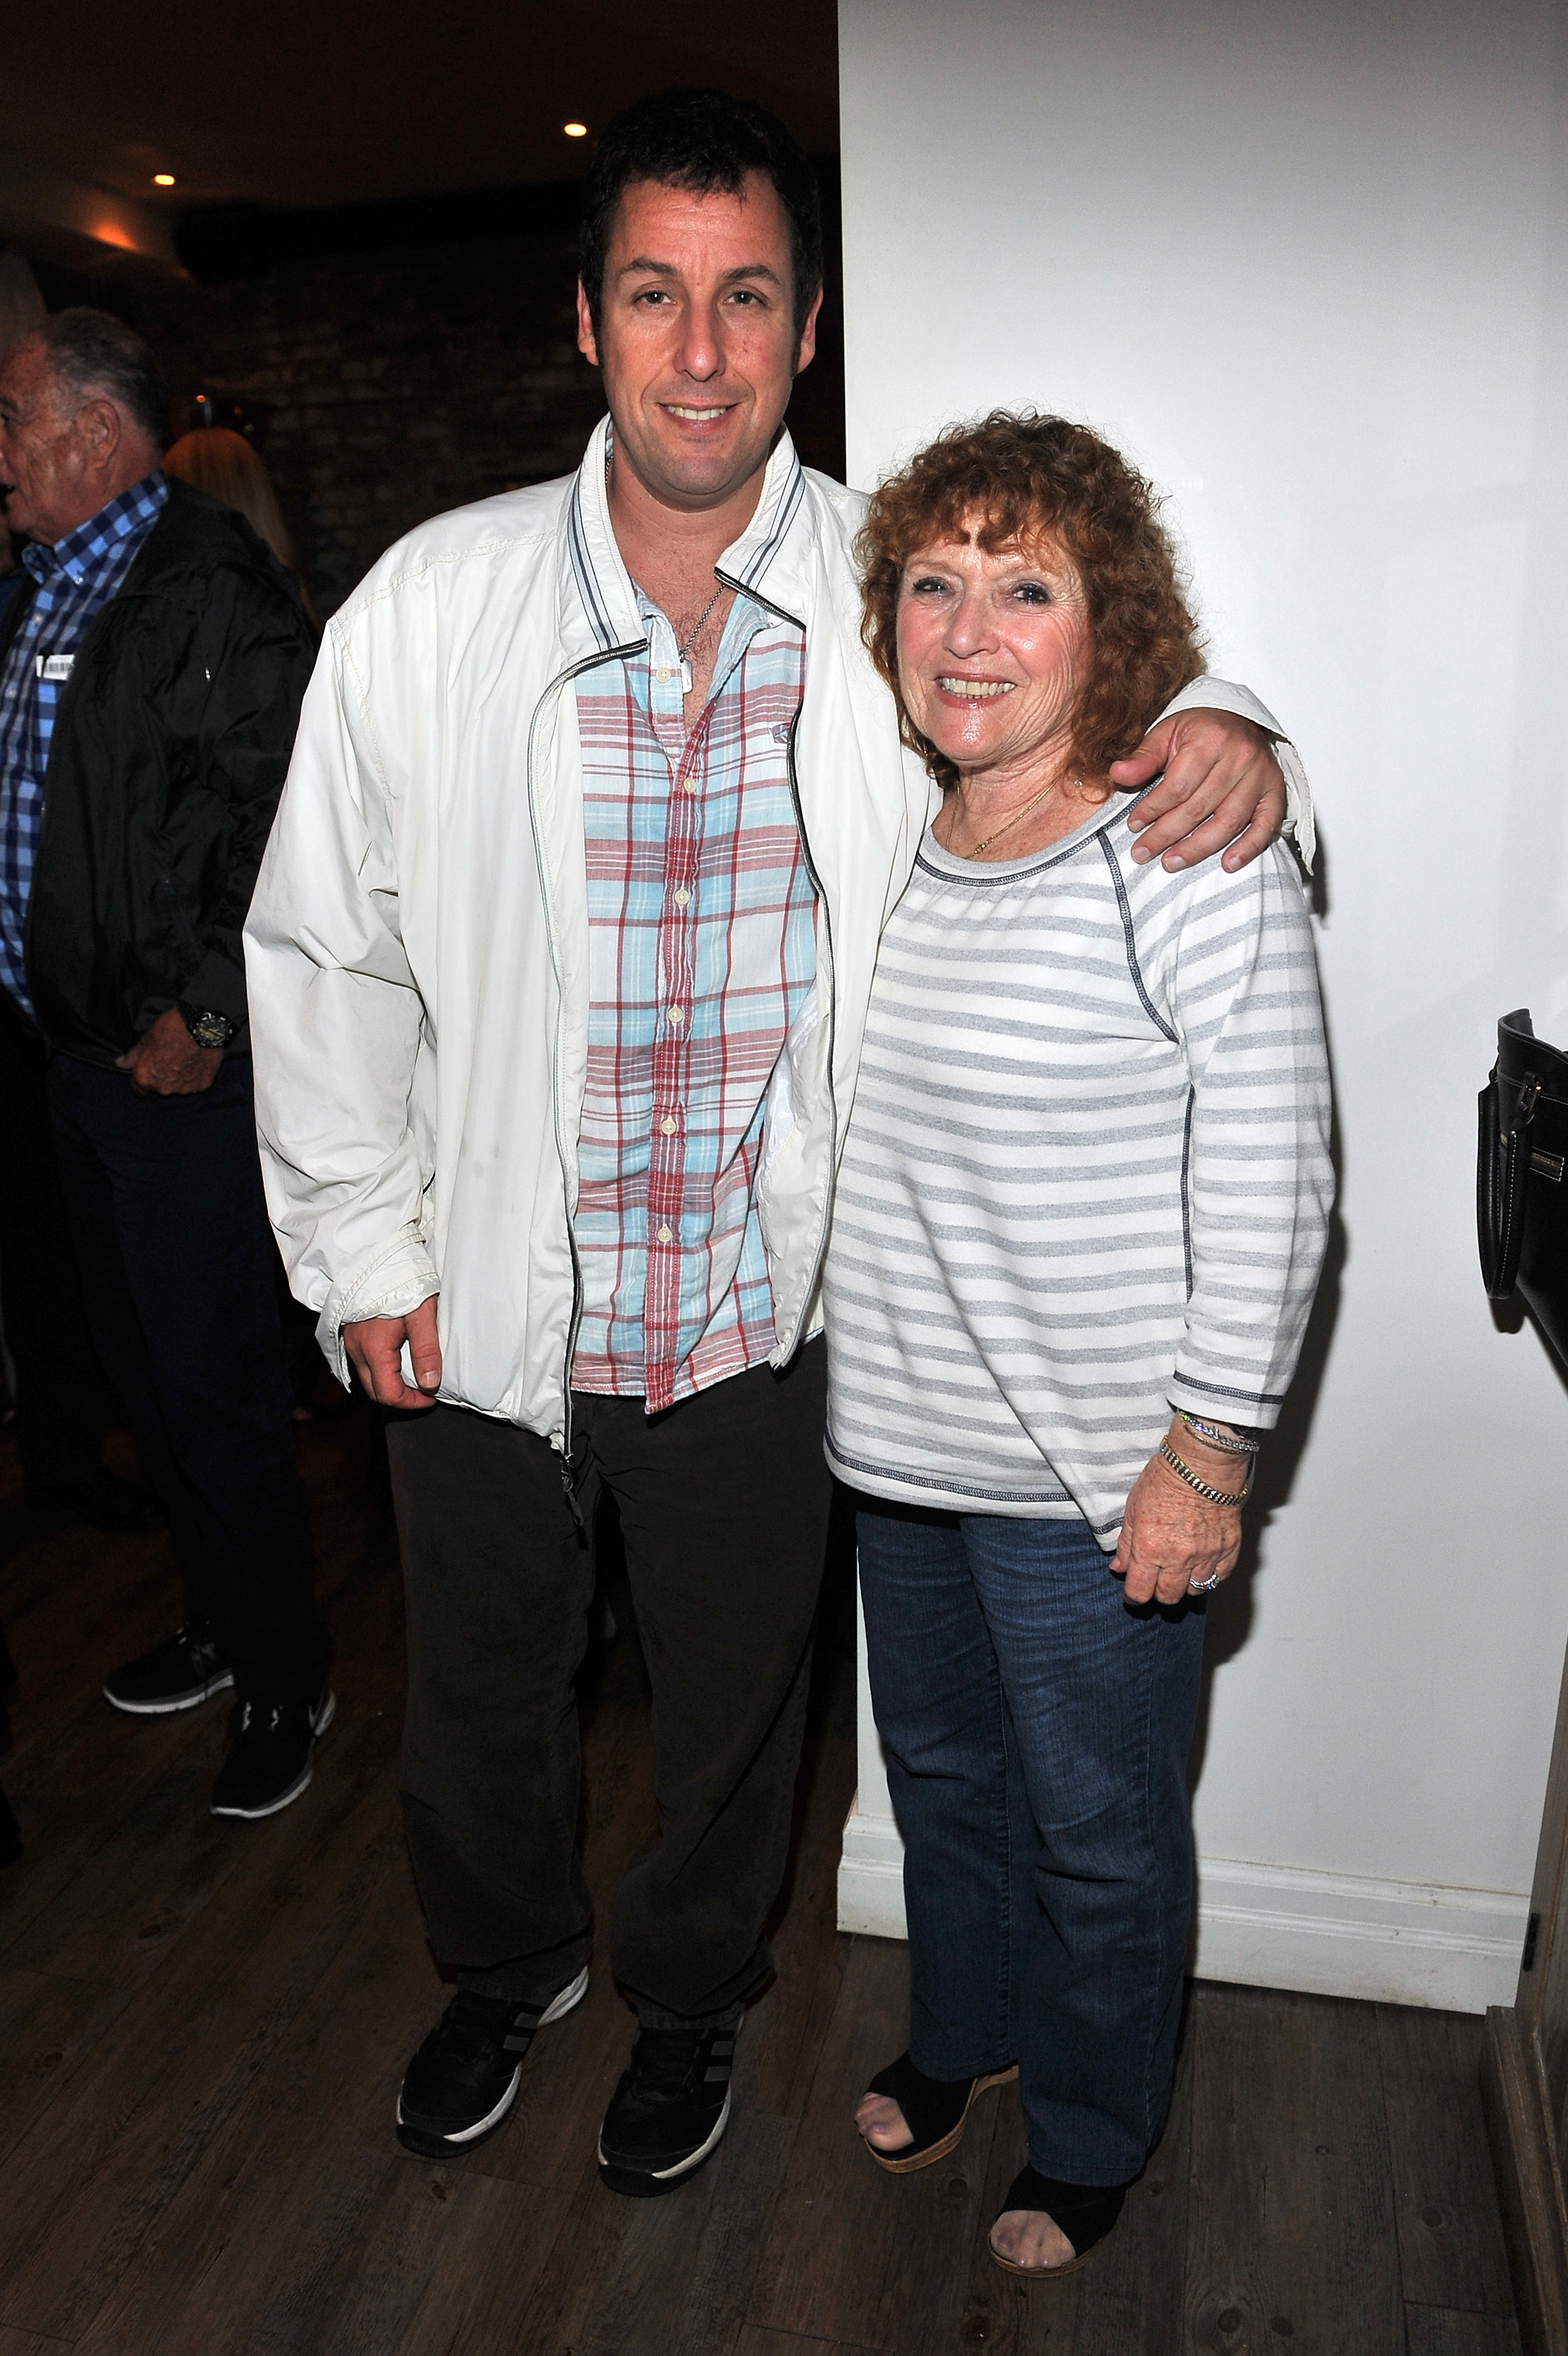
[934,675,1016,701]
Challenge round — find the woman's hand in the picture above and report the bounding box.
[1111,1420,1245,1604]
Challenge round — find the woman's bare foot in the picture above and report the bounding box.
[989,2206,1076,2272]
[854,2090,915,2153]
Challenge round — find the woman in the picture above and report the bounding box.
[163,426,319,630]
[824,414,1331,2277]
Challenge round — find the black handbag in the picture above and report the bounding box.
[1478,1008,1568,1366]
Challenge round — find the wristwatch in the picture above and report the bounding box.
[177,1001,237,1051]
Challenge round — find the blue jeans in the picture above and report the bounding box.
[857,1501,1205,2186]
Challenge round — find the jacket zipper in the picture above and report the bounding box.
[524,635,647,1507]
[715,569,839,1358]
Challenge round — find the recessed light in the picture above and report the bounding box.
[564,122,587,139]
[152,173,176,186]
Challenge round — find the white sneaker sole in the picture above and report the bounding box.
[395,1965,590,2147]
[104,1669,234,1715]
[210,1690,337,1820]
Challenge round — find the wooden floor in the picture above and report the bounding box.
[0,1403,1523,2356]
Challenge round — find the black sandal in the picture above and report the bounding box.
[857,2051,1018,2175]
[989,2164,1128,2278]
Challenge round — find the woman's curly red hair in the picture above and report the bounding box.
[857,411,1204,792]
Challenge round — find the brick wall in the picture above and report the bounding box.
[62,221,846,620]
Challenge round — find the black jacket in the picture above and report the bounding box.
[0,479,317,1067]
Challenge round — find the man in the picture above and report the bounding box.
[247,91,1307,2195]
[0,264,160,1534]
[0,309,332,1820]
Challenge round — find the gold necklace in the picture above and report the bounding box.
[958,775,1081,858]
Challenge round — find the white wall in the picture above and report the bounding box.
[835,0,1568,2010]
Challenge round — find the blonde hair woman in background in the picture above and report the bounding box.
[163,426,318,631]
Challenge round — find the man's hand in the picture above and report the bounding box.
[116,1004,223,1097]
[1112,708,1286,873]
[1110,1423,1245,1606]
[343,1295,442,1411]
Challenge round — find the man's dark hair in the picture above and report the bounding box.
[578,89,823,340]
[36,308,168,448]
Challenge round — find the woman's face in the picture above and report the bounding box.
[894,522,1092,787]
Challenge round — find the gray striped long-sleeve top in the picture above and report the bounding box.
[821,798,1332,1546]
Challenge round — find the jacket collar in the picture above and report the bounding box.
[26,470,167,589]
[560,415,811,662]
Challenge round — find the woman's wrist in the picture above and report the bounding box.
[1165,1414,1235,1462]
[1170,1410,1259,1468]
[1156,1435,1253,1507]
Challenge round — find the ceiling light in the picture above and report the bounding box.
[564,123,587,138]
[152,173,176,186]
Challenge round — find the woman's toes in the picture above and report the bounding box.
[990,2208,1076,2271]
[854,2093,914,2151]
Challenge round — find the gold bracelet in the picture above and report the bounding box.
[1157,1440,1252,1507]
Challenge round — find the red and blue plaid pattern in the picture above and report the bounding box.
[572,586,814,1410]
[0,471,167,1012]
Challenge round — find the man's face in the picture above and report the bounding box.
[577,172,821,514]
[0,338,97,543]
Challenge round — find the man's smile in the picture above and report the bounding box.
[660,402,740,423]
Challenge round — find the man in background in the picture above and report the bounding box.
[0,309,331,1820]
[0,254,156,1532]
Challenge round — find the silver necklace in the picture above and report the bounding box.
[676,585,726,693]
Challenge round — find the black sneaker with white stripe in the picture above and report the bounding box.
[597,2014,740,2197]
[209,1686,335,1819]
[104,1623,232,1714]
[395,1970,590,2159]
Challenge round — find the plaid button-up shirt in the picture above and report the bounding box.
[0,471,167,1014]
[571,584,816,1411]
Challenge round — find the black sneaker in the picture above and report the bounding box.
[395,1970,591,2158]
[209,1687,335,1820]
[104,1624,232,1714]
[597,2014,740,2197]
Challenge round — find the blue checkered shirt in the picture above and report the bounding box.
[572,584,817,1411]
[0,472,168,1014]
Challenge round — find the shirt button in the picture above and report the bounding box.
[660,1116,676,1136]
[656,1224,672,1244]
[667,1005,683,1026]
[683,778,697,795]
[674,887,690,906]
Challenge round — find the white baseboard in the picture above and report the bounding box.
[1192,1857,1528,2013]
[837,1794,911,1941]
[836,1800,1529,2014]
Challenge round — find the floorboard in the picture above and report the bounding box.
[1404,2305,1525,2355]
[0,1964,133,2173]
[0,1407,1526,2355]
[747,1933,1003,2355]
[1183,1981,1405,2354]
[735,2331,886,2356]
[1378,2003,1517,2320]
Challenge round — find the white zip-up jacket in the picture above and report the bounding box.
[245,419,1309,1447]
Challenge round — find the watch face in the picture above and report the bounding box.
[183,1005,235,1048]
